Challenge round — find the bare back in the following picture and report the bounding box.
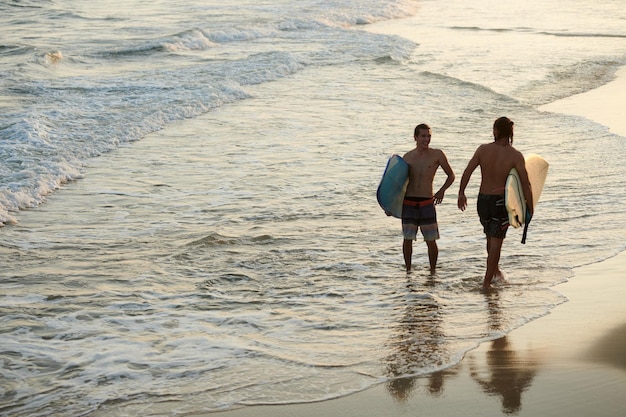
[476,142,525,194]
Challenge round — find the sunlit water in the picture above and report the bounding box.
[1,0,625,415]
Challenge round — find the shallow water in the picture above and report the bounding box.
[1,0,626,415]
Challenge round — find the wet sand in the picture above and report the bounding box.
[210,252,626,417]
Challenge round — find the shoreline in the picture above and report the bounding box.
[210,255,626,417]
[539,66,626,138]
[209,58,626,417]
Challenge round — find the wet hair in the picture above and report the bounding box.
[493,117,514,144]
[414,123,431,137]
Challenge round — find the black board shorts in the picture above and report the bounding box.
[477,194,509,239]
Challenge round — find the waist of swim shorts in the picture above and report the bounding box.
[403,197,434,207]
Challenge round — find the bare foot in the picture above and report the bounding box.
[492,269,508,285]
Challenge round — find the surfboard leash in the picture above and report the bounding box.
[521,209,532,244]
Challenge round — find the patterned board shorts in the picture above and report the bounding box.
[477,193,509,239]
[401,197,440,241]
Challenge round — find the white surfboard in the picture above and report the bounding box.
[377,155,409,219]
[505,154,549,243]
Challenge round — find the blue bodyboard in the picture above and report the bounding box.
[377,155,409,218]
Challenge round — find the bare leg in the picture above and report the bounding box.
[403,239,413,272]
[483,236,503,289]
[485,237,502,278]
[426,240,438,272]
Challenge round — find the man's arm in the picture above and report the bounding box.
[457,149,480,211]
[434,151,455,205]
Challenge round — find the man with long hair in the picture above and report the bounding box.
[457,117,533,290]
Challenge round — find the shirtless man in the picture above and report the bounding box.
[457,117,533,290]
[401,124,455,273]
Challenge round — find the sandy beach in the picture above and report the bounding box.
[209,69,626,417]
[540,66,626,138]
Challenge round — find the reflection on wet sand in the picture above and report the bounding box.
[468,290,539,414]
[384,276,457,401]
[383,280,540,413]
[469,337,538,414]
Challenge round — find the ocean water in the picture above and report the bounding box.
[1,0,625,415]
